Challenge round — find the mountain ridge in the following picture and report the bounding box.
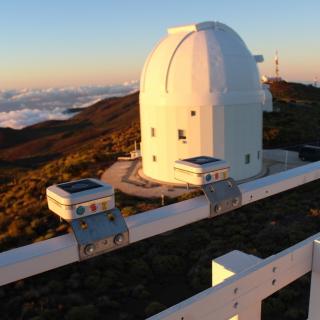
[0,92,139,164]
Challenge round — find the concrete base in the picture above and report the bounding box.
[101,159,192,198]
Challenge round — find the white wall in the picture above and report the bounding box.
[140,102,262,183]
[222,104,262,180]
[141,103,212,183]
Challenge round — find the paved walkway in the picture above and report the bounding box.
[101,149,310,198]
[101,160,191,198]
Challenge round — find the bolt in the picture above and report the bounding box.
[232,197,240,207]
[80,220,88,230]
[84,244,95,256]
[272,279,277,285]
[107,212,115,221]
[234,288,238,294]
[234,302,238,309]
[215,204,222,213]
[272,266,277,273]
[114,233,125,245]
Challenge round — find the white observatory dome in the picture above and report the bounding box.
[139,21,272,183]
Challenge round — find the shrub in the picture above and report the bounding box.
[145,301,166,317]
[66,305,99,320]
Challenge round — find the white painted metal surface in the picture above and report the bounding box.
[212,250,263,320]
[140,21,272,182]
[126,195,209,243]
[307,240,320,320]
[1,162,320,286]
[240,161,320,205]
[212,250,262,287]
[148,233,320,320]
[0,233,78,286]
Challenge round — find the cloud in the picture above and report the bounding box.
[0,81,139,129]
[0,108,71,129]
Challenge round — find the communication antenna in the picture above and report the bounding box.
[275,50,280,78]
[314,76,318,87]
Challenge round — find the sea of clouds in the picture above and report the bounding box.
[0,81,139,129]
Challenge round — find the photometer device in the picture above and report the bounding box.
[46,178,129,260]
[174,156,242,217]
[174,156,229,186]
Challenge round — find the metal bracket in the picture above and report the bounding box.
[201,178,242,218]
[70,208,129,260]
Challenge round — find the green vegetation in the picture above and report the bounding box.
[264,101,320,147]
[263,81,320,148]
[0,121,141,250]
[0,82,320,319]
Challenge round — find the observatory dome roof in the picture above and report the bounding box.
[140,21,263,105]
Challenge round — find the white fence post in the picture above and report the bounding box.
[308,239,320,320]
[212,250,262,320]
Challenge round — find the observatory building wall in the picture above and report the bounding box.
[140,21,269,183]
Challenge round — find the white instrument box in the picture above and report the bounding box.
[46,178,114,220]
[174,156,229,186]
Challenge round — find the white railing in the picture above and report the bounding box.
[1,162,320,319]
[149,233,320,320]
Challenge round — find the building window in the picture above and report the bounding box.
[178,129,186,140]
[257,150,261,159]
[152,155,157,162]
[151,127,155,137]
[191,110,196,116]
[245,154,250,164]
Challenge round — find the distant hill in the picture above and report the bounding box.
[0,92,139,165]
[269,81,320,102]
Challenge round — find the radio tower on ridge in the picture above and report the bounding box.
[275,50,280,79]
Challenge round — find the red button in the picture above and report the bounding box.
[90,204,97,212]
[215,172,219,180]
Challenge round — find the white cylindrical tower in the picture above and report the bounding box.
[140,21,271,183]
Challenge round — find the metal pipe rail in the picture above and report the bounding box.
[1,162,320,286]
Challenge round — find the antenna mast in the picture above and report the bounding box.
[275,50,280,78]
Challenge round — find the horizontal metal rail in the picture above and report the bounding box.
[149,232,320,320]
[0,234,78,286]
[0,162,320,286]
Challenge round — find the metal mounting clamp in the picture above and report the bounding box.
[201,178,242,218]
[70,208,129,260]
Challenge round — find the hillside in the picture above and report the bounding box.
[264,81,320,148]
[270,81,320,102]
[0,92,139,165]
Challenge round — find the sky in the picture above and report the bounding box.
[1,0,320,89]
